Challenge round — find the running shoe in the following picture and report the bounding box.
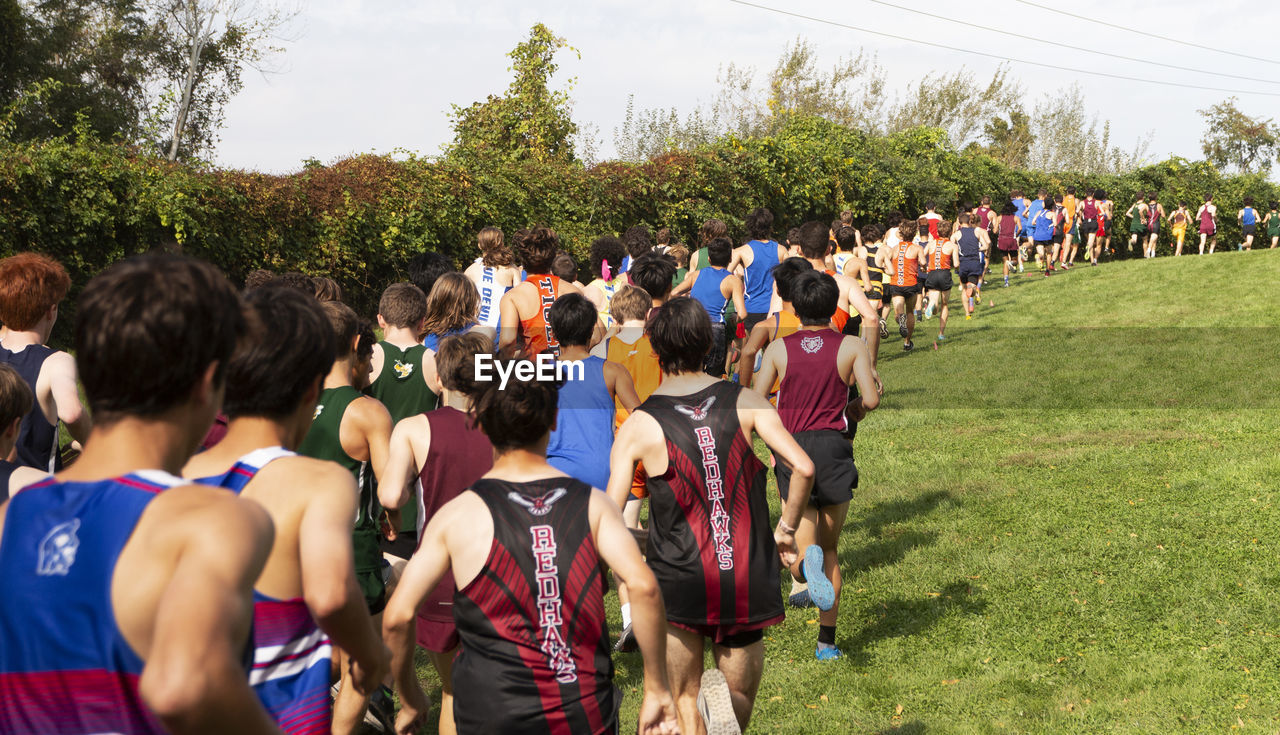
[913,309,923,321]
[364,686,397,733]
[879,320,889,339]
[697,669,741,735]
[903,340,914,351]
[1002,277,1009,288]
[788,589,814,608]
[936,334,946,341]
[802,545,836,611]
[896,314,908,338]
[923,304,934,319]
[815,643,844,661]
[965,314,972,320]
[614,622,638,653]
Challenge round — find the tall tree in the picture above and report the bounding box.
[448,23,579,164]
[983,108,1033,169]
[147,0,294,161]
[888,65,1022,149]
[1198,97,1279,175]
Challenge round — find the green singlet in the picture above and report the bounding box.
[365,341,437,533]
[1269,212,1280,238]
[297,385,384,608]
[1130,206,1146,234]
[692,246,710,270]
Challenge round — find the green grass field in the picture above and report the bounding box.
[410,250,1280,734]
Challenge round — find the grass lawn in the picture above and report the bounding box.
[409,250,1280,734]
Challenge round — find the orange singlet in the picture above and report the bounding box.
[824,269,850,331]
[929,246,951,272]
[518,274,562,356]
[607,333,661,499]
[892,244,920,287]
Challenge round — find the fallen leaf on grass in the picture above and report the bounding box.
[926,592,941,597]
[769,696,782,702]
[1056,657,1067,663]
[982,657,992,663]
[941,679,959,685]
[820,695,828,702]
[805,704,817,709]
[895,704,904,715]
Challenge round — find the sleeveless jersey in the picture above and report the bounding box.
[547,356,615,490]
[1062,195,1077,227]
[928,244,952,272]
[1147,204,1161,230]
[820,269,851,331]
[957,228,982,263]
[519,274,564,357]
[1199,206,1215,232]
[0,342,59,472]
[1243,207,1257,226]
[891,244,920,287]
[776,329,848,434]
[997,215,1019,249]
[1034,209,1055,241]
[297,386,380,577]
[923,213,942,239]
[975,205,993,231]
[743,240,781,313]
[452,477,617,735]
[1081,198,1098,220]
[194,447,333,735]
[1270,213,1280,237]
[638,382,784,628]
[415,407,493,633]
[691,268,731,324]
[863,242,885,288]
[0,459,16,500]
[607,333,661,429]
[588,275,626,328]
[833,251,855,277]
[1130,205,1145,232]
[692,247,710,270]
[473,260,508,329]
[367,342,437,424]
[0,471,189,734]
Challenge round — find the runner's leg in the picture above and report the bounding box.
[711,640,766,732]
[428,649,457,735]
[667,626,707,735]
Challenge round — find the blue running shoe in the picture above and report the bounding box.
[815,643,843,661]
[803,545,835,611]
[788,589,813,608]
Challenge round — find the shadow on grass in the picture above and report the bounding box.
[843,580,988,665]
[853,490,956,537]
[874,722,927,735]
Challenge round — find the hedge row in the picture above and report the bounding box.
[2,115,1275,348]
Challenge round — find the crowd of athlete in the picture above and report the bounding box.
[0,188,1270,735]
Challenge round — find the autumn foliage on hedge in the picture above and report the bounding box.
[2,115,1275,346]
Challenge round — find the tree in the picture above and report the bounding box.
[1024,84,1150,175]
[888,65,1022,149]
[613,94,722,162]
[448,23,579,164]
[983,109,1032,169]
[146,0,294,161]
[1198,97,1280,175]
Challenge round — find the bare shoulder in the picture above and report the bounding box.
[148,482,272,541]
[351,394,392,423]
[735,384,775,411]
[560,279,582,294]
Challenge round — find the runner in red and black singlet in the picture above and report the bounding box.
[384,364,678,735]
[607,298,815,735]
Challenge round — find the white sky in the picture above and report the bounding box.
[215,0,1280,174]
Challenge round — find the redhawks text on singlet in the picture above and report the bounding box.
[473,353,585,390]
[531,525,577,684]
[695,426,734,571]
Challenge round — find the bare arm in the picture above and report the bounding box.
[137,493,281,735]
[606,413,661,510]
[368,343,385,386]
[44,352,90,443]
[605,361,641,413]
[736,321,771,388]
[671,269,696,296]
[751,340,784,398]
[377,417,426,511]
[739,391,813,567]
[355,398,393,485]
[298,464,388,692]
[728,276,747,322]
[497,290,520,355]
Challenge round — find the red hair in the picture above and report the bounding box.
[0,253,71,330]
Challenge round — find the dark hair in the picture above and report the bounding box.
[925,200,937,211]
[772,257,814,302]
[1001,202,1018,216]
[548,293,596,348]
[1181,200,1189,207]
[311,276,342,302]
[745,207,774,240]
[1243,195,1254,207]
[1204,193,1213,202]
[551,252,578,283]
[224,286,336,420]
[244,269,277,292]
[276,272,313,293]
[1271,201,1279,210]
[435,332,491,394]
[646,297,711,375]
[898,219,918,240]
[589,236,626,282]
[936,221,953,239]
[75,255,246,420]
[1147,192,1158,203]
[477,227,514,268]
[980,196,992,206]
[379,282,428,329]
[860,223,883,242]
[707,237,732,267]
[885,211,904,228]
[797,221,831,259]
[623,225,653,259]
[655,227,672,246]
[629,253,677,301]
[0,253,71,331]
[786,227,802,245]
[470,362,559,451]
[699,218,728,245]
[1053,195,1063,204]
[791,272,839,325]
[408,252,455,297]
[839,210,854,225]
[1010,189,1024,199]
[0,363,33,429]
[1096,189,1108,200]
[835,226,858,252]
[514,227,560,274]
[1066,186,1076,195]
[958,213,972,226]
[1036,189,1047,198]
[318,300,360,360]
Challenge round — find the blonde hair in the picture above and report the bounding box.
[609,285,651,324]
[478,227,514,268]
[421,272,480,337]
[667,244,689,269]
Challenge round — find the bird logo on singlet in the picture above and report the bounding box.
[674,396,716,422]
[801,334,824,354]
[312,404,324,419]
[393,360,414,379]
[508,487,568,517]
[37,519,81,576]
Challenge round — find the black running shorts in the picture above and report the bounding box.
[1243,224,1257,236]
[775,430,857,508]
[865,285,885,302]
[959,267,982,285]
[887,284,921,298]
[1080,219,1098,235]
[924,270,953,291]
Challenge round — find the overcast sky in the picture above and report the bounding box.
[215,0,1280,174]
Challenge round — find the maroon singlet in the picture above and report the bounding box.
[415,407,493,648]
[639,381,784,633]
[452,477,617,735]
[776,329,848,434]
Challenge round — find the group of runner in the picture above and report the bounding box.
[0,188,1272,735]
